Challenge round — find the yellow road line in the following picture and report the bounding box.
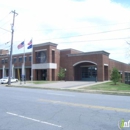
[39,99,130,113]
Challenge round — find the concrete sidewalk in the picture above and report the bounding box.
[5,81,130,96]
[9,81,101,89]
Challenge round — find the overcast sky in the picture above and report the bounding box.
[0,0,130,63]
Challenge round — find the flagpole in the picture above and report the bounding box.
[23,40,25,83]
[31,38,33,83]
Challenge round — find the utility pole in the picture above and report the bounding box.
[8,10,18,85]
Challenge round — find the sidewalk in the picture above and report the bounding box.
[8,81,100,89]
[6,81,130,96]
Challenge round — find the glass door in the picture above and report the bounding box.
[81,66,96,81]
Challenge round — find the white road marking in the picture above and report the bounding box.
[47,93,75,97]
[6,112,62,128]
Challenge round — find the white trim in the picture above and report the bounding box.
[35,49,47,52]
[104,64,108,66]
[32,63,57,69]
[124,71,130,73]
[52,49,55,51]
[73,61,97,66]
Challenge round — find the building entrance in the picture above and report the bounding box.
[36,69,47,80]
[81,66,97,81]
[74,61,97,81]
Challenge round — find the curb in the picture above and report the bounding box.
[6,85,130,96]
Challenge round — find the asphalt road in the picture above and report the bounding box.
[0,85,130,130]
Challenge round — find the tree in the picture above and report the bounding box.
[58,68,65,80]
[110,67,121,85]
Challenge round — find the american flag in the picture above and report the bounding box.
[17,41,24,49]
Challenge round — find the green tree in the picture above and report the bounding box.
[58,68,65,80]
[110,67,121,85]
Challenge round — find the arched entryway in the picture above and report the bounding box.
[73,61,97,81]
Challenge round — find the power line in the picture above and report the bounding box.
[34,27,130,41]
[9,36,130,46]
[0,31,10,36]
[0,13,10,23]
[35,37,130,44]
[0,27,11,32]
[0,41,10,47]
[9,36,130,47]
[15,21,130,32]
[0,18,12,27]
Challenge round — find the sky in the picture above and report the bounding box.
[0,0,130,63]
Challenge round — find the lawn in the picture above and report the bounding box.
[27,81,56,84]
[81,82,130,91]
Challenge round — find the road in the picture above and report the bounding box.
[0,85,130,130]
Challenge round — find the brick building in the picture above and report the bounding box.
[0,42,130,83]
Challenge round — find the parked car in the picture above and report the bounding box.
[0,77,18,84]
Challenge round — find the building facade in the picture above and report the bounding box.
[0,42,130,83]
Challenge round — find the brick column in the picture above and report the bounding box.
[47,69,52,81]
[97,65,104,81]
[33,69,36,80]
[38,70,41,80]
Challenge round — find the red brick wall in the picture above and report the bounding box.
[109,59,130,82]
[33,44,60,81]
[0,44,130,82]
[60,50,104,81]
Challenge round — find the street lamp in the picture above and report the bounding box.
[64,68,67,81]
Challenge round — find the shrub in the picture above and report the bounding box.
[58,68,65,80]
[110,67,121,85]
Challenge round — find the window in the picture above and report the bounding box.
[1,59,4,64]
[24,57,27,62]
[52,50,55,63]
[13,58,17,63]
[29,56,31,62]
[125,72,130,84]
[5,58,8,63]
[36,51,47,63]
[19,57,23,62]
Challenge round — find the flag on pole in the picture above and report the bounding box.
[27,39,32,49]
[17,41,24,49]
